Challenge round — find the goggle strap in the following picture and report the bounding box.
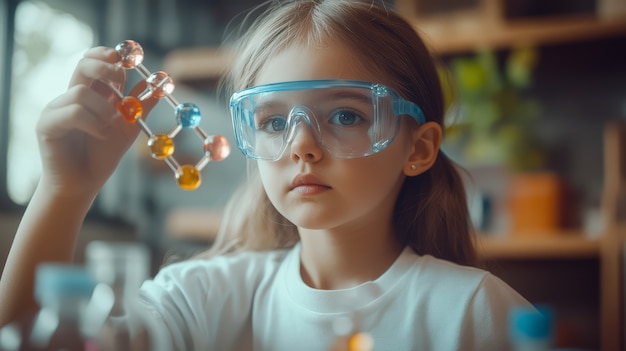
[393,100,425,125]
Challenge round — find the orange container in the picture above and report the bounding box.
[507,172,563,235]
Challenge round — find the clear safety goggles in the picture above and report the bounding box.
[229,80,425,161]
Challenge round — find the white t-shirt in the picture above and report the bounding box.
[138,244,532,351]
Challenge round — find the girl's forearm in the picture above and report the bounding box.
[0,181,96,326]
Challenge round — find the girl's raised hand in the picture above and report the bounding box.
[36,46,158,199]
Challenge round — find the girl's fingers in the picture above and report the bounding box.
[71,46,171,120]
[39,104,112,141]
[40,85,120,139]
[47,85,118,119]
[89,79,124,104]
[82,46,119,62]
[45,81,161,141]
[69,56,126,90]
[69,47,127,105]
[53,45,173,144]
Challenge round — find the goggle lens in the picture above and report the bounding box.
[230,80,424,161]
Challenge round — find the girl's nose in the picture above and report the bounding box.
[288,119,324,163]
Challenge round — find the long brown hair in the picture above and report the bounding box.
[202,0,476,266]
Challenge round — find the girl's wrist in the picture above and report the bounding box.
[33,177,99,210]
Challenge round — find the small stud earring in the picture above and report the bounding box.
[410,164,417,170]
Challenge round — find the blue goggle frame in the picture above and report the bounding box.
[229,80,425,160]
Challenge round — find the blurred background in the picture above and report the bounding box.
[0,0,625,350]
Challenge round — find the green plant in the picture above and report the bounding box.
[441,46,545,172]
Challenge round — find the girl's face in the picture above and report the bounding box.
[254,40,416,232]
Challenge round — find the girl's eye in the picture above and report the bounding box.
[329,110,363,126]
[258,116,287,133]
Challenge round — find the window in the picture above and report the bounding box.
[7,0,94,204]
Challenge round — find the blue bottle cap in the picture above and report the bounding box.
[509,305,554,341]
[34,263,96,306]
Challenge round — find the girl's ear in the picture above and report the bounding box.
[403,121,442,176]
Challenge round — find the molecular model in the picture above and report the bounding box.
[108,40,230,190]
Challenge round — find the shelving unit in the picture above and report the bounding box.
[395,0,626,55]
[163,47,233,87]
[393,1,626,350]
[470,123,625,349]
[599,124,626,351]
[434,14,626,54]
[476,232,601,260]
[163,3,626,84]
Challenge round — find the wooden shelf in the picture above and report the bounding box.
[162,46,234,85]
[161,15,626,84]
[163,208,604,261]
[395,0,626,55]
[476,231,601,260]
[418,14,626,55]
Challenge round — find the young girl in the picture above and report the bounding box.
[0,0,533,350]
